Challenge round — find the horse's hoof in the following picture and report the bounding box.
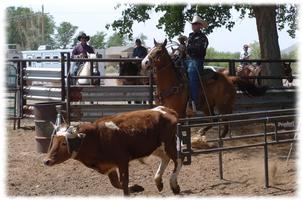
[172,185,180,194]
[129,184,144,193]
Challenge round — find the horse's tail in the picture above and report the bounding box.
[229,77,267,97]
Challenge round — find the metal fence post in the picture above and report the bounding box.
[229,60,236,76]
[66,53,71,125]
[90,61,93,85]
[16,61,21,129]
[60,52,66,101]
[218,124,224,180]
[264,121,269,188]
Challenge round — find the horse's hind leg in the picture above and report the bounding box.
[198,106,215,136]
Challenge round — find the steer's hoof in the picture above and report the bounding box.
[129,184,144,193]
[172,185,180,194]
[156,181,164,192]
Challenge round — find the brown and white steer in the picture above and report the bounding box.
[44,106,182,196]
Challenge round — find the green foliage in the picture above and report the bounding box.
[6,6,55,50]
[54,22,78,49]
[205,47,240,67]
[106,32,129,47]
[106,4,153,39]
[90,31,107,49]
[107,4,298,39]
[249,41,261,59]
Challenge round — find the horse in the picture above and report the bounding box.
[117,57,141,85]
[282,62,294,87]
[76,53,100,85]
[141,39,267,138]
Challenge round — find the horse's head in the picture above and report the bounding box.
[283,62,293,83]
[141,39,169,71]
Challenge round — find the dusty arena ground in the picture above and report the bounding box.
[6,118,297,197]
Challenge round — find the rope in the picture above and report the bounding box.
[195,65,212,116]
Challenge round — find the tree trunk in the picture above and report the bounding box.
[253,5,282,87]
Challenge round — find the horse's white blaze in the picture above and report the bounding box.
[170,158,182,189]
[151,106,167,115]
[141,47,155,70]
[105,121,120,130]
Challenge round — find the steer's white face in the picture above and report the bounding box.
[44,125,78,166]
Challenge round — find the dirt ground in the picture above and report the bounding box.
[6,119,297,197]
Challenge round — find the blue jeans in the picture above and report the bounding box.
[185,59,204,104]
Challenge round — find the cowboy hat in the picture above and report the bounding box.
[190,15,208,28]
[77,32,90,41]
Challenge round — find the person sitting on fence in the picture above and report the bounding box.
[240,44,251,67]
[71,32,95,83]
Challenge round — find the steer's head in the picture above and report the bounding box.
[44,124,85,166]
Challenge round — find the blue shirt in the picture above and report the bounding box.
[133,46,148,58]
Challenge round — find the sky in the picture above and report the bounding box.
[3,0,299,52]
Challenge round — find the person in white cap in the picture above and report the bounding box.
[240,44,251,67]
[185,15,209,116]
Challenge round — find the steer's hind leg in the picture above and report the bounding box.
[154,150,170,192]
[165,142,182,194]
[108,169,122,189]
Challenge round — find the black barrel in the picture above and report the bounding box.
[34,101,65,153]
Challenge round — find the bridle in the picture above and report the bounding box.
[147,45,186,104]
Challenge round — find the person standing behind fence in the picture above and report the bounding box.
[132,39,147,59]
[240,44,251,67]
[71,32,95,84]
[185,15,209,116]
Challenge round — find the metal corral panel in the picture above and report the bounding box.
[25,67,61,78]
[24,86,62,100]
[234,89,296,112]
[70,104,151,122]
[70,85,151,102]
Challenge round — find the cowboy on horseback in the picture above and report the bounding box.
[71,32,95,84]
[185,15,209,116]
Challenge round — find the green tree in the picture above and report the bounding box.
[6,6,55,50]
[90,31,107,49]
[249,41,261,59]
[54,22,78,49]
[106,32,129,47]
[205,47,240,67]
[106,4,298,86]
